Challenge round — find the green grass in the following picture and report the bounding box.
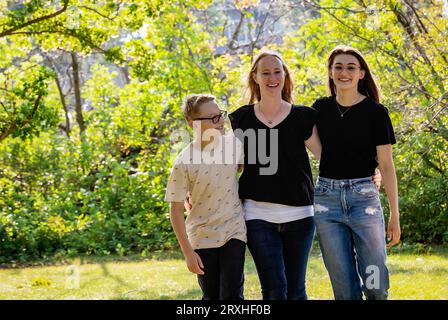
[1,246,447,300]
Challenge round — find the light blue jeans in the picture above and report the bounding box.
[314,176,389,300]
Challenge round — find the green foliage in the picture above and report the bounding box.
[0,0,447,264]
[0,0,212,263]
[0,129,176,263]
[0,59,59,141]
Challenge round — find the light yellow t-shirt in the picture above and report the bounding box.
[165,135,246,250]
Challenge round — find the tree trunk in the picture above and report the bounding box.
[55,73,71,137]
[71,52,85,135]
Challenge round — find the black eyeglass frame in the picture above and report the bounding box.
[193,110,228,124]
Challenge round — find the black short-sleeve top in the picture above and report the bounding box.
[229,104,318,206]
[312,96,396,179]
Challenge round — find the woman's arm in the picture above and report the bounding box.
[170,202,204,274]
[305,125,322,160]
[376,144,401,249]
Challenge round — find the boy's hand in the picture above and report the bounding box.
[386,217,401,249]
[184,191,193,212]
[184,249,204,275]
[372,168,382,190]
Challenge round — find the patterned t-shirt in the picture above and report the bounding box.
[164,135,246,250]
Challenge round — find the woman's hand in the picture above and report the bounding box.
[386,217,401,249]
[372,168,382,190]
[184,191,193,212]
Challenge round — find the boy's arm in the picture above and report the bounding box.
[170,202,204,275]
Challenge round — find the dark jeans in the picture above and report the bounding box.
[246,217,315,300]
[195,238,246,300]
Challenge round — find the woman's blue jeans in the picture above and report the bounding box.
[314,176,390,300]
[246,217,315,300]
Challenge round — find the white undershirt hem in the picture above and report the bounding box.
[243,199,314,224]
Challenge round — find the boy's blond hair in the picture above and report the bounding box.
[182,94,216,121]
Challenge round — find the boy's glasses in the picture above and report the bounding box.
[194,110,228,124]
[332,66,361,73]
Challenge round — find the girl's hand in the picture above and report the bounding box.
[184,249,204,275]
[184,191,193,212]
[372,168,382,190]
[386,217,401,249]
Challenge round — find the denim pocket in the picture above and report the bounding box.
[353,183,378,199]
[315,184,330,196]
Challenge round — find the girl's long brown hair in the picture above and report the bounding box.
[326,45,381,103]
[247,51,294,104]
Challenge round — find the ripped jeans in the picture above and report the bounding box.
[313,176,389,300]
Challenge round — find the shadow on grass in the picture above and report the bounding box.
[2,243,446,270]
[0,250,185,269]
[2,268,23,276]
[388,244,448,258]
[388,264,448,276]
[109,288,202,300]
[158,288,202,300]
[98,261,134,292]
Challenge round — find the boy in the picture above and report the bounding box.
[164,94,246,300]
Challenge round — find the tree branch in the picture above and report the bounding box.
[180,34,213,92]
[0,1,69,38]
[80,5,115,21]
[6,29,109,55]
[229,11,245,50]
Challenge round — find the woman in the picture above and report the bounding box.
[312,45,401,300]
[228,51,321,300]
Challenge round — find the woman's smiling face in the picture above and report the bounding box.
[330,54,365,91]
[253,55,286,96]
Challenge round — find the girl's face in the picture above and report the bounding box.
[330,54,365,92]
[253,55,285,97]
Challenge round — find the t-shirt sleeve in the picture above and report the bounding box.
[164,160,189,202]
[299,106,318,140]
[229,106,249,131]
[374,106,397,146]
[228,109,240,131]
[310,99,322,113]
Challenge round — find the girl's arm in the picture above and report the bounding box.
[305,125,322,160]
[376,144,401,248]
[170,202,204,274]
